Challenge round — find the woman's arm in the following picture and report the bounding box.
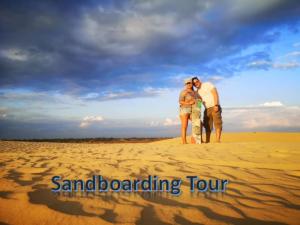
[180,92,195,105]
[179,90,195,106]
[179,99,195,106]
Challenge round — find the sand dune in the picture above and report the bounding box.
[0,132,300,225]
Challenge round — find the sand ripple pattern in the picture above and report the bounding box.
[0,135,300,225]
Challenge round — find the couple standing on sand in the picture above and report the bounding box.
[179,77,222,144]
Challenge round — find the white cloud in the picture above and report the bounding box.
[0,48,29,61]
[223,104,300,131]
[148,117,180,127]
[0,108,8,118]
[79,116,104,128]
[208,75,224,82]
[259,101,284,107]
[82,92,99,99]
[248,60,300,69]
[143,87,169,96]
[272,62,300,69]
[0,47,56,66]
[149,121,160,127]
[285,51,300,57]
[171,73,194,85]
[163,117,180,126]
[248,60,271,67]
[242,117,290,129]
[81,87,170,101]
[293,42,300,47]
[75,7,194,56]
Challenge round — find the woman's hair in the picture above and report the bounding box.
[185,82,194,91]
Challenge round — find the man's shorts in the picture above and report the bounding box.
[203,106,223,131]
[179,107,192,115]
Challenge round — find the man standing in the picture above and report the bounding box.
[192,77,222,143]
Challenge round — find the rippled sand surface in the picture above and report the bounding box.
[1,133,300,225]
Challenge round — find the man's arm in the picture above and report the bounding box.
[211,88,220,112]
[211,88,219,105]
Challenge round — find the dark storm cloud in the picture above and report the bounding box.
[0,0,300,97]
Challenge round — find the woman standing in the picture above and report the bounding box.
[179,78,197,144]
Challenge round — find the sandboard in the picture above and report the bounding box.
[191,100,202,144]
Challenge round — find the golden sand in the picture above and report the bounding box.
[0,132,300,225]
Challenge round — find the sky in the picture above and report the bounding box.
[0,0,300,139]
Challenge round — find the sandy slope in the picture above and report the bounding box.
[0,132,300,225]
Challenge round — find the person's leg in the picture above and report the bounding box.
[203,109,212,143]
[215,128,222,143]
[200,121,204,143]
[187,114,193,143]
[213,107,223,143]
[180,114,189,144]
[205,127,212,143]
[191,133,196,144]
